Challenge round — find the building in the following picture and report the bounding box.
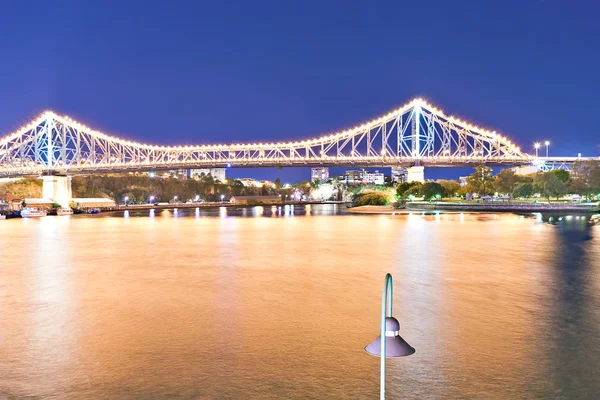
[391,167,408,183]
[362,170,385,185]
[512,165,539,175]
[459,176,468,187]
[341,169,385,185]
[230,195,281,205]
[237,178,276,188]
[343,170,363,183]
[311,167,329,183]
[189,168,226,182]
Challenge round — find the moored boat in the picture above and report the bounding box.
[20,207,47,218]
[57,208,74,216]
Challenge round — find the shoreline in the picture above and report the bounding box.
[348,203,600,215]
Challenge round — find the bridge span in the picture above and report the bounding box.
[0,98,597,206]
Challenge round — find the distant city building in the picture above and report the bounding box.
[237,178,276,188]
[391,167,408,183]
[159,169,187,179]
[459,176,468,187]
[341,169,385,185]
[311,167,329,183]
[512,165,539,175]
[189,168,226,182]
[362,170,385,185]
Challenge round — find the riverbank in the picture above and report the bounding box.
[408,201,599,213]
[112,200,345,212]
[347,202,599,214]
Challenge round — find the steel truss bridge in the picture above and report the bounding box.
[0,98,596,178]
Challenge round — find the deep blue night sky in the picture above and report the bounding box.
[1,0,598,182]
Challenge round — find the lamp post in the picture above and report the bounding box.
[149,195,155,204]
[365,273,415,400]
[124,196,129,206]
[220,194,225,202]
[534,142,541,157]
[544,141,550,158]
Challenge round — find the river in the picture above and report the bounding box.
[1,205,599,399]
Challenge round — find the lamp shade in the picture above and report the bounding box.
[365,317,415,357]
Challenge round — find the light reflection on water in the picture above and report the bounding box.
[0,206,599,399]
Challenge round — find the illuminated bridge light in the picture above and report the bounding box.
[0,98,591,177]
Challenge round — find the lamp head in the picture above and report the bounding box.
[365,317,415,358]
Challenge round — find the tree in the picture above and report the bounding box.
[274,178,282,189]
[436,180,461,197]
[353,191,390,206]
[535,172,567,200]
[420,182,446,200]
[512,183,534,199]
[494,169,520,194]
[568,160,600,199]
[396,181,422,198]
[466,165,495,195]
[404,184,422,198]
[550,169,570,183]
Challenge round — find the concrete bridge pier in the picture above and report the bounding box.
[42,175,72,208]
[407,166,425,183]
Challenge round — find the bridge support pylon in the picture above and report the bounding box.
[407,166,425,183]
[41,175,72,208]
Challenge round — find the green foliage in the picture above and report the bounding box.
[52,203,61,209]
[403,184,422,198]
[512,183,534,198]
[494,169,520,194]
[396,181,422,198]
[419,182,446,200]
[534,171,567,200]
[353,191,390,206]
[68,174,289,204]
[550,169,570,183]
[0,178,43,200]
[466,165,495,195]
[568,160,600,199]
[436,179,461,197]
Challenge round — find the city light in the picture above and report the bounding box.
[0,98,527,176]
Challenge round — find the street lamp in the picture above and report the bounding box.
[174,195,178,203]
[124,196,129,205]
[220,194,225,202]
[195,195,200,202]
[365,273,415,400]
[149,195,155,204]
[534,142,541,157]
[544,140,550,158]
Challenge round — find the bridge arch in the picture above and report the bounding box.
[0,98,530,177]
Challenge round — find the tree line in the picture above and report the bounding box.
[70,174,300,203]
[396,160,600,201]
